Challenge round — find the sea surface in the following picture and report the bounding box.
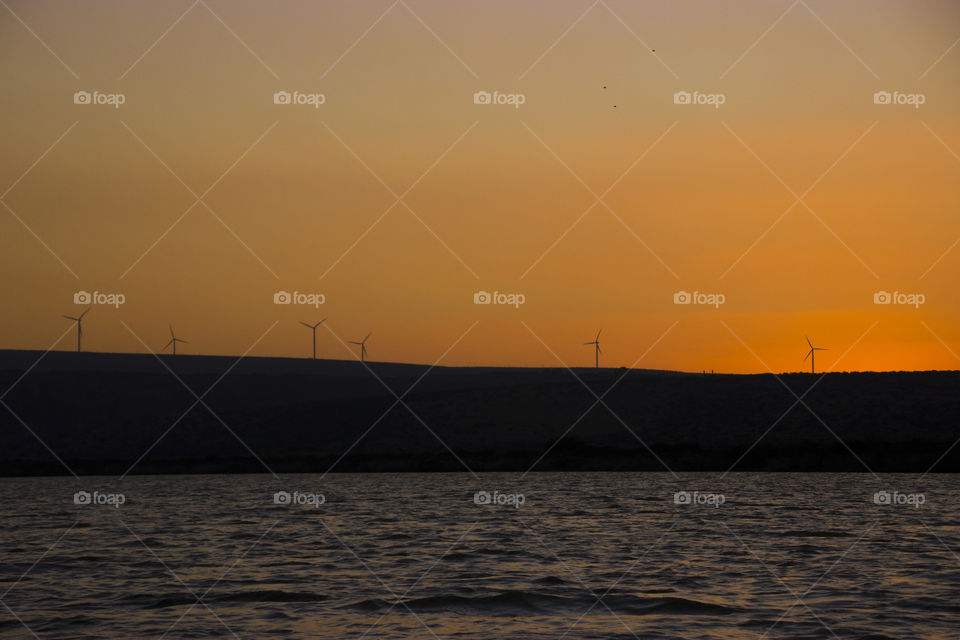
[0,472,957,639]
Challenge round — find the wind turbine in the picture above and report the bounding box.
[349,333,371,363]
[584,329,602,369]
[299,318,326,359]
[163,325,188,356]
[803,335,827,374]
[62,308,90,352]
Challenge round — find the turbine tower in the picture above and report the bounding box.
[62,307,90,352]
[803,335,827,374]
[299,318,326,359]
[163,325,188,356]
[349,333,371,363]
[584,329,602,369]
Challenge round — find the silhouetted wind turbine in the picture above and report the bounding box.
[349,333,371,363]
[584,329,602,369]
[299,318,326,359]
[62,307,90,352]
[803,335,827,374]
[163,325,188,356]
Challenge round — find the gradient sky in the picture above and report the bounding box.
[1,0,958,373]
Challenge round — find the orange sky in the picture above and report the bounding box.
[0,0,958,373]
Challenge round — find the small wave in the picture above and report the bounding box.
[776,530,851,538]
[348,591,738,616]
[146,590,328,608]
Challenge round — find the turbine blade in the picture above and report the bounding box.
[364,332,372,342]
[169,325,175,338]
[63,315,78,321]
[300,321,312,328]
[803,349,812,361]
[596,329,602,340]
[805,335,812,348]
[320,318,327,325]
[163,339,173,350]
[79,307,91,319]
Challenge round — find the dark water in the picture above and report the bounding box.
[0,473,957,639]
